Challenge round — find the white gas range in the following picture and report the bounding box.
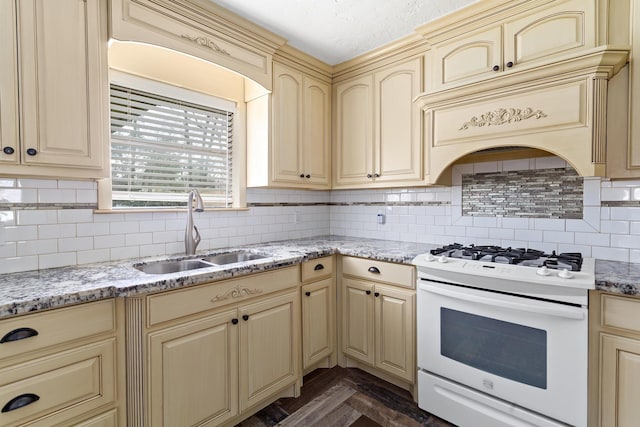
[412,244,595,427]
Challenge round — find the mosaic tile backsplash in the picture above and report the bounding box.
[462,168,583,219]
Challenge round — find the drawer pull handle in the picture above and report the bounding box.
[2,393,40,413]
[3,147,14,155]
[368,266,381,274]
[0,327,39,343]
[231,318,238,325]
[313,264,325,271]
[492,65,500,71]
[26,148,37,156]
[366,290,372,295]
[242,314,249,321]
[305,291,311,297]
[374,292,380,297]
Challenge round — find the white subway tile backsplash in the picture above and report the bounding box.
[17,239,57,256]
[17,210,58,225]
[532,219,565,231]
[0,188,37,203]
[611,234,640,249]
[515,229,543,242]
[110,246,139,261]
[39,252,76,269]
[38,224,76,239]
[592,246,629,262]
[0,242,16,258]
[94,234,126,249]
[77,222,110,237]
[0,179,16,187]
[58,209,93,224]
[0,256,38,273]
[575,232,609,246]
[38,189,77,204]
[542,231,574,244]
[601,220,630,234]
[4,226,38,241]
[76,190,98,204]
[77,249,110,264]
[18,178,57,188]
[601,187,631,201]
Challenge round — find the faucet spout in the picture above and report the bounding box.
[185,189,204,255]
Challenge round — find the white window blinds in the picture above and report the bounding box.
[110,83,234,208]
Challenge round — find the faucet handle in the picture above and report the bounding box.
[193,224,201,247]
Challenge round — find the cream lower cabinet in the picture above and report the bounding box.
[135,267,301,427]
[590,291,640,427]
[0,0,108,178]
[0,300,124,427]
[333,57,422,188]
[340,257,415,384]
[301,256,336,370]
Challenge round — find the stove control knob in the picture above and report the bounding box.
[536,266,551,276]
[559,269,574,279]
[438,255,448,263]
[425,253,436,262]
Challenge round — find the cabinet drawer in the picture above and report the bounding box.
[301,256,334,282]
[0,339,116,427]
[147,266,299,327]
[601,294,640,334]
[342,257,415,289]
[0,300,115,362]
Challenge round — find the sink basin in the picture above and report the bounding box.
[135,259,213,274]
[202,251,268,265]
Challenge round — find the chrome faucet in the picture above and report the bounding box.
[185,189,204,255]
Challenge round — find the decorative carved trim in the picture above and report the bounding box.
[211,286,263,302]
[592,77,608,164]
[181,34,231,56]
[459,107,547,130]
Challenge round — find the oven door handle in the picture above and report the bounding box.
[423,284,585,320]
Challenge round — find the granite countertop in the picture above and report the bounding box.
[0,236,436,319]
[0,235,637,319]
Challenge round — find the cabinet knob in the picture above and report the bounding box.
[305,291,311,297]
[506,61,514,68]
[2,147,14,155]
[299,173,305,178]
[374,173,380,178]
[242,314,249,321]
[231,318,239,325]
[366,174,373,178]
[305,174,311,179]
[368,266,381,274]
[366,290,372,295]
[492,65,500,71]
[0,327,39,344]
[26,148,37,156]
[313,264,325,271]
[2,393,40,413]
[374,292,380,297]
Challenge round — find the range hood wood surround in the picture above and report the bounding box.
[415,47,629,185]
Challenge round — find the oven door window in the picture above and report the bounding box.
[441,308,547,389]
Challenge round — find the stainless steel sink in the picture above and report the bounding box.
[202,251,268,265]
[134,259,213,274]
[134,251,270,274]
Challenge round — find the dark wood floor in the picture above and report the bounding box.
[236,367,456,426]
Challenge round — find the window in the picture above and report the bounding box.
[109,75,236,208]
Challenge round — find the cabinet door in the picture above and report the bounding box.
[503,0,596,71]
[272,63,303,184]
[374,58,422,183]
[341,278,375,365]
[303,75,331,186]
[148,309,239,427]
[0,0,18,165]
[239,290,300,412]
[302,278,335,369]
[431,25,502,89]
[17,0,106,169]
[600,333,640,427]
[374,284,415,383]
[334,75,374,186]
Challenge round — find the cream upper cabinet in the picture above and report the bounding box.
[340,257,416,384]
[269,62,331,188]
[333,57,422,188]
[0,0,109,178]
[589,292,640,427]
[428,0,596,91]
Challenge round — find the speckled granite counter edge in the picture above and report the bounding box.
[1,236,637,319]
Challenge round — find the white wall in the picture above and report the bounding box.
[2,157,640,274]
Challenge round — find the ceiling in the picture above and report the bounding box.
[209,0,479,65]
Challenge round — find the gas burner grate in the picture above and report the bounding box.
[430,244,583,271]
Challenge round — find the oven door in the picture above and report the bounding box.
[417,279,587,427]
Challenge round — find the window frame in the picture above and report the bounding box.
[98,70,247,211]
